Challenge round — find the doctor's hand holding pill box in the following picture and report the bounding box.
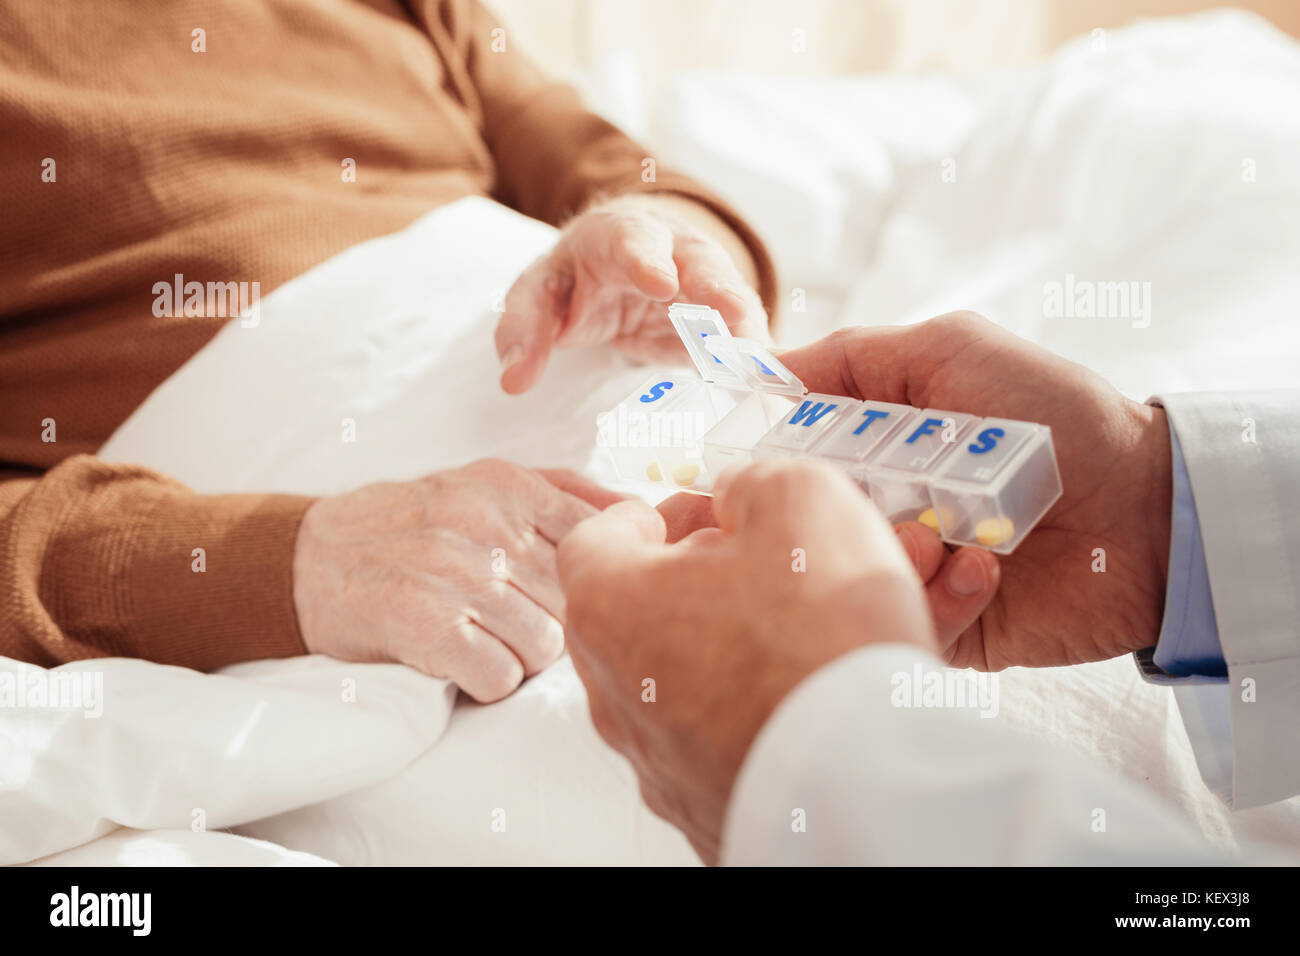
[777,312,1173,672]
[606,308,1173,673]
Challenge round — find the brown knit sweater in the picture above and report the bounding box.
[0,0,775,671]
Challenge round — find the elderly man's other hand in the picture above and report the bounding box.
[557,460,964,864]
[293,460,623,702]
[494,194,768,393]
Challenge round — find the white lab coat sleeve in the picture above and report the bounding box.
[1152,391,1300,809]
[721,645,1223,866]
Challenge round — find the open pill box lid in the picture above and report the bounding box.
[667,303,805,397]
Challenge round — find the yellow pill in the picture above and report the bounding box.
[672,463,701,488]
[645,462,663,483]
[918,508,941,533]
[974,515,1015,547]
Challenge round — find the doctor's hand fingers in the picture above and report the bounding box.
[775,312,1010,408]
[923,546,1000,649]
[557,500,669,642]
[896,521,1001,646]
[657,491,718,543]
[774,323,922,406]
[712,459,904,567]
[778,312,1109,437]
[558,499,666,581]
[895,520,946,580]
[776,312,1027,410]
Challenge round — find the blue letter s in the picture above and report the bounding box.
[968,427,1005,454]
[639,381,675,404]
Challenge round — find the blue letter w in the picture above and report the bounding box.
[788,401,838,427]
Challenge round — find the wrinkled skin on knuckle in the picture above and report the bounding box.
[673,230,713,256]
[610,229,647,264]
[532,616,566,668]
[457,456,520,488]
[823,324,861,353]
[927,309,991,340]
[421,470,529,551]
[909,311,991,371]
[300,464,561,690]
[471,659,526,703]
[464,574,509,613]
[439,619,523,702]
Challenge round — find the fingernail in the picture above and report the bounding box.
[500,344,524,370]
[946,550,988,597]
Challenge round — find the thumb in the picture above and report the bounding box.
[776,323,921,403]
[711,458,863,539]
[557,499,667,589]
[924,547,1000,652]
[895,522,1001,647]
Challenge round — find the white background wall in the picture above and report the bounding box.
[487,0,1300,83]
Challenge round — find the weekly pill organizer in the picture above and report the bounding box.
[597,304,1063,554]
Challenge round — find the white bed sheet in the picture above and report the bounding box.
[650,10,1300,402]
[21,197,698,867]
[8,10,1300,866]
[24,829,335,867]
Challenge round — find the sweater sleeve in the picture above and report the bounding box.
[409,0,779,317]
[0,455,313,671]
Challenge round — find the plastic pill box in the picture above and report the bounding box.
[597,304,1063,554]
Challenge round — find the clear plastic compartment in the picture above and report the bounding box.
[754,393,861,458]
[925,418,1063,554]
[653,383,741,492]
[702,335,806,397]
[668,304,746,388]
[810,400,918,488]
[601,305,1063,552]
[863,410,979,522]
[701,391,796,482]
[599,373,735,489]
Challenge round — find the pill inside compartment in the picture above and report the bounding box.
[925,417,1063,555]
[862,410,979,523]
[601,373,737,492]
